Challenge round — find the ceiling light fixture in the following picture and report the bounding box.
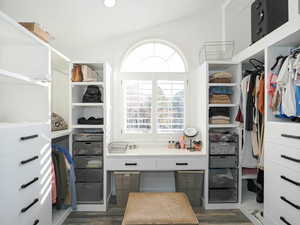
[104,0,116,8]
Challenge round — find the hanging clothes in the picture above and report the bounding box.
[52,144,77,210]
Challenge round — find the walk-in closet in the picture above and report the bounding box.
[1,0,300,225]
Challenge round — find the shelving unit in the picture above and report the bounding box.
[71,62,111,212]
[198,62,242,210]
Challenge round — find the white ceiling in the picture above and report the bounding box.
[0,0,224,50]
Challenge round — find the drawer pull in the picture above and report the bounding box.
[125,163,137,166]
[21,198,39,213]
[21,156,39,165]
[280,217,291,225]
[20,134,39,141]
[281,175,300,187]
[281,155,300,163]
[281,134,300,140]
[176,163,188,166]
[21,177,39,189]
[33,220,40,225]
[280,196,300,210]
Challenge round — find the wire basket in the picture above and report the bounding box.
[199,41,234,64]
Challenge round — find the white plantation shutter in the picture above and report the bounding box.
[156,80,185,133]
[124,80,152,133]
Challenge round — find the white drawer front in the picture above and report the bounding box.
[266,122,300,146]
[265,141,300,172]
[265,161,300,225]
[156,157,206,170]
[106,158,156,170]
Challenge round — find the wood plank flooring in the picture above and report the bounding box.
[63,208,253,225]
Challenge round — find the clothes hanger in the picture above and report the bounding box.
[249,58,264,72]
[271,55,285,71]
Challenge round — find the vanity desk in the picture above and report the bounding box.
[105,146,207,171]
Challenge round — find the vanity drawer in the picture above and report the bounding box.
[106,158,156,170]
[156,157,205,170]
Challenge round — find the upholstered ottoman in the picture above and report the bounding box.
[122,192,199,225]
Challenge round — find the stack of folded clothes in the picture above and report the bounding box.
[209,72,232,83]
[209,108,230,124]
[209,87,233,104]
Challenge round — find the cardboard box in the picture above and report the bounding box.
[19,22,50,43]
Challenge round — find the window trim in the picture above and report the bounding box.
[119,72,188,139]
[120,39,189,73]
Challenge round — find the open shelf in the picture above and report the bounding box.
[51,129,72,139]
[209,83,238,87]
[73,124,104,129]
[72,103,104,107]
[72,82,104,86]
[0,68,49,87]
[52,207,72,225]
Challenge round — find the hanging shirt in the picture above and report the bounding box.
[277,56,296,117]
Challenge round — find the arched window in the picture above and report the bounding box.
[119,40,187,135]
[121,40,187,72]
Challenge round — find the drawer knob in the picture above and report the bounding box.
[176,163,188,166]
[21,177,39,189]
[20,156,39,165]
[281,134,300,140]
[281,175,300,187]
[280,217,291,225]
[20,134,39,141]
[125,163,137,166]
[281,155,300,163]
[21,198,39,213]
[33,220,40,225]
[280,196,300,210]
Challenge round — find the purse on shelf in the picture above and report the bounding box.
[72,65,83,82]
[51,113,68,131]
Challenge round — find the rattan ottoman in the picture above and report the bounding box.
[122,192,199,225]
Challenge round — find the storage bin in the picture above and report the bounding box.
[73,133,103,142]
[76,183,103,203]
[114,172,140,208]
[75,169,103,182]
[210,142,237,155]
[75,156,103,169]
[73,141,103,155]
[175,171,204,207]
[209,189,238,203]
[210,156,237,168]
[209,169,238,189]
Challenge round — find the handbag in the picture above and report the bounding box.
[72,65,83,82]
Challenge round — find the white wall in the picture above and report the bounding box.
[223,0,254,55]
[65,9,223,141]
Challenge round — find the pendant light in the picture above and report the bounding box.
[104,0,116,8]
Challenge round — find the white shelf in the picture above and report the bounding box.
[209,104,238,107]
[72,82,104,86]
[240,188,264,225]
[208,83,238,87]
[209,123,240,128]
[73,124,104,129]
[242,174,257,180]
[0,68,49,87]
[72,103,104,107]
[51,129,72,139]
[52,207,72,225]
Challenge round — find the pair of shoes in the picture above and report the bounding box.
[78,117,104,125]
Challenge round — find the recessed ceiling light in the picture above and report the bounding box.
[104,0,116,8]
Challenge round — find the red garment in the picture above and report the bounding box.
[258,77,265,113]
[51,161,57,204]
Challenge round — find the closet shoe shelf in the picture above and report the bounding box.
[73,124,104,129]
[51,129,72,139]
[209,124,240,128]
[209,104,238,107]
[72,103,104,107]
[72,82,104,86]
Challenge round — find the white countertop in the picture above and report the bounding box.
[107,147,206,157]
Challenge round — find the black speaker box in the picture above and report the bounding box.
[251,0,289,44]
